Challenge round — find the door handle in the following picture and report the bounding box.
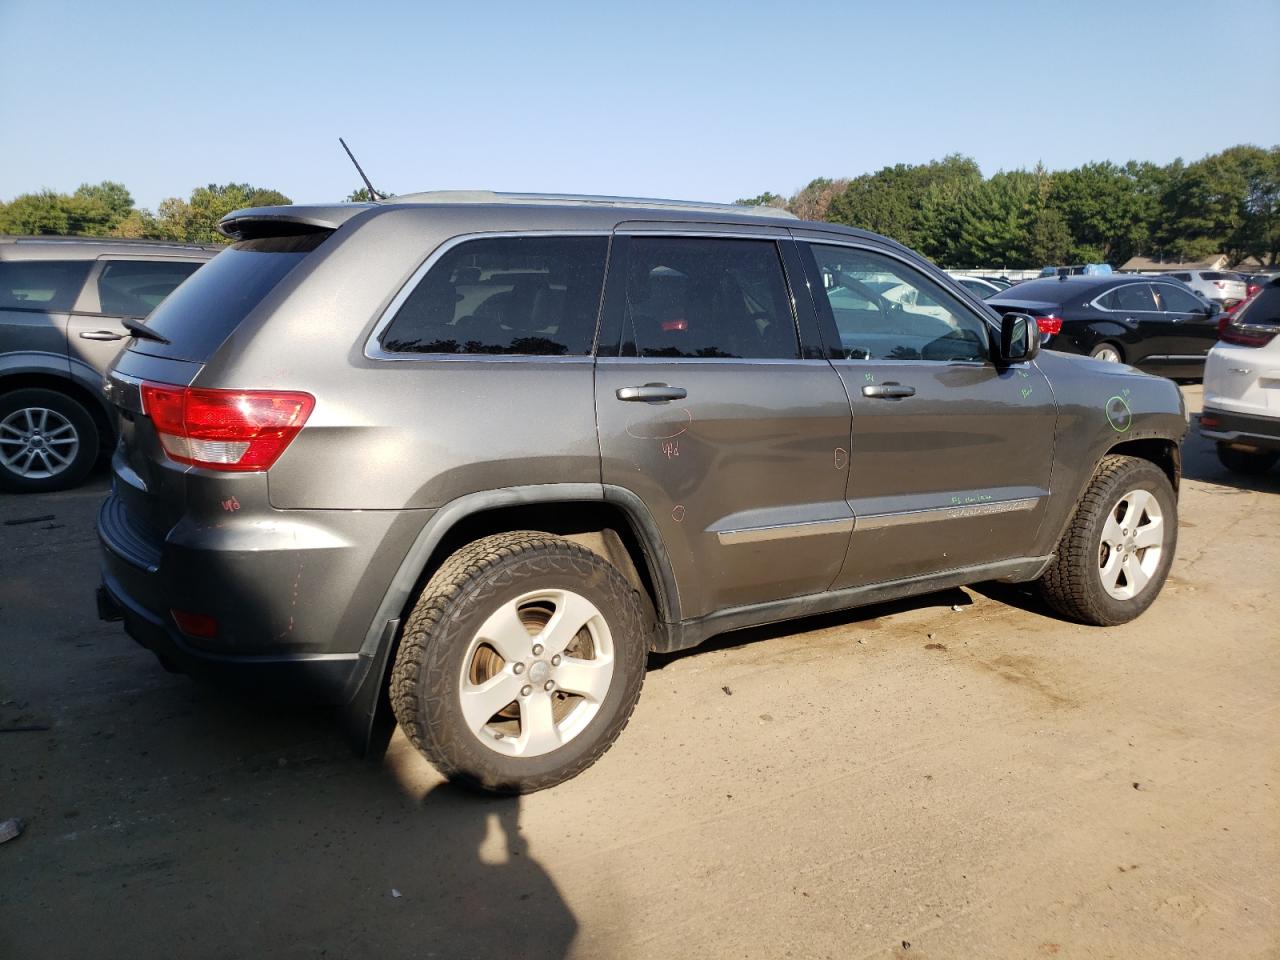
[79,330,127,341]
[616,383,688,403]
[862,383,915,399]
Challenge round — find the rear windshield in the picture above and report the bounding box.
[133,232,329,360]
[988,278,1087,303]
[1235,283,1280,325]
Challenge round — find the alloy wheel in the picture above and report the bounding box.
[0,407,80,480]
[1098,488,1164,600]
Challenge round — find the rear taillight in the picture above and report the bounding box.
[1035,314,1063,336]
[1218,317,1279,348]
[140,382,315,471]
[171,609,218,640]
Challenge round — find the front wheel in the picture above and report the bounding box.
[1216,442,1278,475]
[390,532,649,793]
[1037,455,1177,626]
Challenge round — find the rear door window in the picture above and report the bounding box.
[619,237,798,359]
[138,232,329,361]
[379,236,608,356]
[1100,283,1158,312]
[96,260,203,317]
[0,260,92,312]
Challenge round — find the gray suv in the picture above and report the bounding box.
[0,236,216,491]
[96,193,1187,793]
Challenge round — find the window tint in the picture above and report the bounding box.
[1201,271,1232,281]
[97,260,203,317]
[381,236,607,356]
[1171,273,1192,282]
[1099,283,1157,312]
[141,232,329,362]
[1153,283,1203,313]
[620,238,797,359]
[0,260,92,312]
[807,244,988,361]
[958,277,994,298]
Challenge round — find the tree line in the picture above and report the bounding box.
[739,145,1279,269]
[4,145,1277,269]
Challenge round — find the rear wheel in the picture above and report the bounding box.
[1037,455,1177,626]
[390,532,649,793]
[1090,342,1123,363]
[0,389,99,493]
[1216,442,1279,475]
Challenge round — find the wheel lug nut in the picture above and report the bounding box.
[544,680,555,692]
[512,662,525,674]
[532,643,544,656]
[551,654,561,666]
[520,685,532,697]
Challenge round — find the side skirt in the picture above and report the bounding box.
[653,555,1054,654]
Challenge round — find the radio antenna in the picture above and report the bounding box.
[339,137,383,201]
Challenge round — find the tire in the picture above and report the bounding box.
[1036,455,1177,626]
[1090,342,1124,363]
[390,531,649,794]
[0,388,100,493]
[1216,442,1279,475]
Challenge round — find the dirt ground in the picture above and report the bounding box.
[2,384,1277,960]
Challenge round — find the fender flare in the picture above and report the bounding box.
[344,482,680,754]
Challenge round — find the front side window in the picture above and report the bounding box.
[620,237,798,359]
[807,244,988,361]
[1152,283,1203,313]
[380,236,608,356]
[97,260,203,317]
[0,260,92,312]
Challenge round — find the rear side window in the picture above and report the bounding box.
[1201,272,1232,281]
[620,237,798,359]
[380,236,608,356]
[0,260,92,312]
[1171,273,1192,282]
[97,260,203,317]
[138,233,329,361]
[1098,284,1157,311]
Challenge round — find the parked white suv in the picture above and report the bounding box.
[1169,271,1248,308]
[1201,277,1280,474]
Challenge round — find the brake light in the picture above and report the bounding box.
[140,383,315,471]
[1035,314,1063,336]
[1219,323,1279,348]
[1200,414,1220,429]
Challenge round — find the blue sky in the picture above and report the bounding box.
[2,0,1277,210]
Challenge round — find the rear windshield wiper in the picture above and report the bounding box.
[122,317,171,345]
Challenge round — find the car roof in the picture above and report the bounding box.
[215,191,910,253]
[990,274,1183,303]
[0,235,220,261]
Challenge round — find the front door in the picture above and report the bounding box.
[1150,280,1219,360]
[594,231,853,620]
[795,237,1058,588]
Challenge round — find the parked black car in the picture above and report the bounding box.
[987,275,1221,377]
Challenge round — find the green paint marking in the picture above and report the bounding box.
[1020,387,1033,399]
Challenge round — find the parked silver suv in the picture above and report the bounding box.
[0,237,216,491]
[1167,270,1248,308]
[96,193,1187,793]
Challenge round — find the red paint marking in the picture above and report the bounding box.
[221,496,241,512]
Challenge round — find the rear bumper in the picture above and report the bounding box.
[97,569,365,701]
[95,490,415,703]
[1199,406,1280,451]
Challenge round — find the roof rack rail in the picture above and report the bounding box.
[386,190,798,220]
[0,234,222,250]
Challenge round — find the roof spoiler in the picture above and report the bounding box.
[217,204,374,241]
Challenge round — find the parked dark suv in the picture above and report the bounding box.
[96,193,1188,793]
[1,236,216,491]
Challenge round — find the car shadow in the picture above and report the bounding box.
[648,586,974,669]
[1181,419,1280,493]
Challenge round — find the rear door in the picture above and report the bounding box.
[0,257,92,374]
[68,257,206,380]
[796,237,1057,587]
[593,226,853,619]
[1092,282,1165,363]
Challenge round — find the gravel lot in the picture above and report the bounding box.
[2,384,1276,960]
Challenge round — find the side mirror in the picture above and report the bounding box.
[998,312,1041,363]
[1207,301,1222,317]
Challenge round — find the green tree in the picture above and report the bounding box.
[0,190,71,235]
[154,183,292,244]
[786,177,850,222]
[735,191,786,208]
[826,155,981,251]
